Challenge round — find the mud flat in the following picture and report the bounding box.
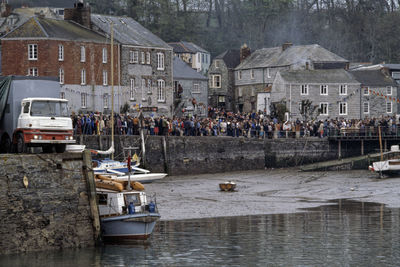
[145,169,400,221]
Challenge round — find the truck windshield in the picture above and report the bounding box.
[30,101,69,117]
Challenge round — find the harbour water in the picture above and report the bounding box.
[1,199,399,267]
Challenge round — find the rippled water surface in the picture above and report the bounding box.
[1,200,400,267]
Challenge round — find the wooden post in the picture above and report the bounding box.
[361,140,364,155]
[338,140,341,159]
[82,150,101,244]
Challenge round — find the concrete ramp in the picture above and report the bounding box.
[300,153,382,171]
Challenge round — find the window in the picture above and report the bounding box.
[250,69,254,79]
[157,52,165,70]
[130,78,135,100]
[193,83,200,93]
[363,87,369,96]
[58,44,64,61]
[386,101,392,113]
[28,44,37,60]
[102,48,107,63]
[28,67,38,76]
[215,60,220,69]
[320,85,328,95]
[103,70,108,86]
[218,96,225,103]
[80,46,86,62]
[129,51,138,63]
[267,68,271,78]
[238,71,242,80]
[146,52,151,64]
[103,94,109,109]
[59,68,64,84]
[141,78,146,101]
[81,93,87,108]
[392,72,400,79]
[238,87,243,97]
[319,103,328,115]
[157,79,165,102]
[339,84,347,95]
[363,102,369,114]
[81,69,86,85]
[387,86,392,95]
[141,52,145,64]
[147,79,152,93]
[301,84,308,95]
[60,92,65,99]
[202,54,205,63]
[211,75,221,88]
[339,102,347,115]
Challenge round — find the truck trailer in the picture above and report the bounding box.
[0,76,75,153]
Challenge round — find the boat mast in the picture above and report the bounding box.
[111,20,114,160]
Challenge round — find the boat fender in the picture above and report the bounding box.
[149,201,155,213]
[128,202,135,214]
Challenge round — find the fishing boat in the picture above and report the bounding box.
[97,188,160,241]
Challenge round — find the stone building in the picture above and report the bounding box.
[91,14,173,116]
[168,41,210,76]
[173,57,208,117]
[350,69,398,118]
[271,69,361,120]
[234,43,349,113]
[208,49,240,111]
[0,15,118,113]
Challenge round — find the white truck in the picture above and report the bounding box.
[0,76,75,153]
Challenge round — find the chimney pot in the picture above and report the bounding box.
[282,42,293,52]
[240,44,251,63]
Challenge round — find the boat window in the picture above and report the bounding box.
[125,194,140,206]
[97,193,108,205]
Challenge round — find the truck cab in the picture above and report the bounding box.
[14,98,75,153]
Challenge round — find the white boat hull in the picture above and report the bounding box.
[101,213,160,241]
[112,173,167,183]
[369,159,400,174]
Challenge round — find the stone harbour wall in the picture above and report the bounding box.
[0,152,99,255]
[79,135,344,175]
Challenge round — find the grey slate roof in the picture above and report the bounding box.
[2,16,108,43]
[236,44,348,70]
[279,69,359,84]
[169,41,208,54]
[350,70,397,87]
[215,49,240,69]
[173,57,208,80]
[383,64,400,71]
[91,14,170,49]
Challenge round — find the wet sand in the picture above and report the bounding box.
[145,169,400,221]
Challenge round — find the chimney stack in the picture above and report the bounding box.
[240,44,251,63]
[282,42,292,52]
[0,0,11,17]
[64,1,91,29]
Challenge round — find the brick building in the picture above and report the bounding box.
[1,15,118,113]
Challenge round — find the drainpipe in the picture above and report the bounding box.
[289,83,292,119]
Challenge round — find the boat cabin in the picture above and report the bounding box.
[97,190,148,217]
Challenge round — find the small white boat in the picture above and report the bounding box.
[97,188,160,241]
[93,158,139,174]
[368,145,400,177]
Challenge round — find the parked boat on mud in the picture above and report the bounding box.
[97,188,160,241]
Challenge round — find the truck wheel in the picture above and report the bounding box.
[16,133,27,153]
[0,136,11,153]
[55,144,66,153]
[42,145,53,153]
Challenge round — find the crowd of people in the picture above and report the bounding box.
[71,107,400,139]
